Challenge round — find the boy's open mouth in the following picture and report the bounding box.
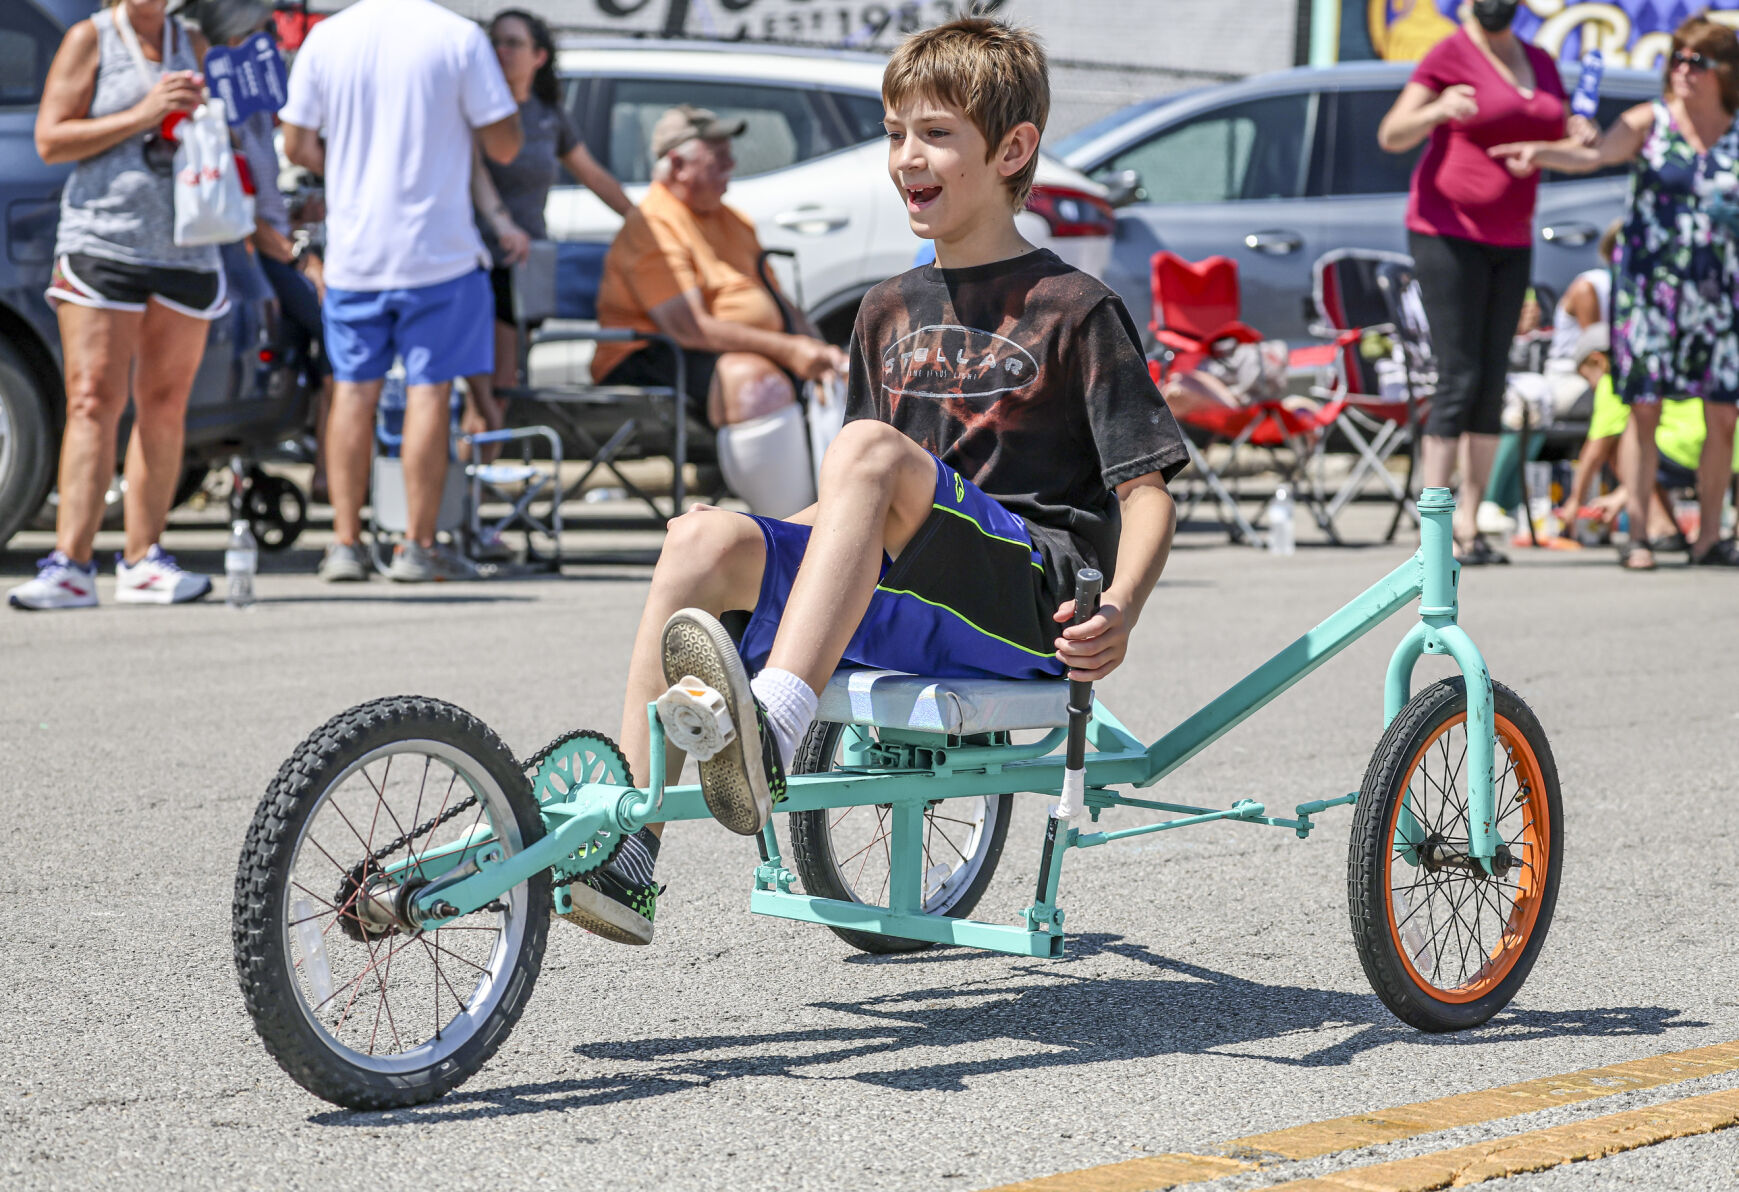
[905,185,942,210]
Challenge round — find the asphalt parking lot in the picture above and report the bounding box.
[2,500,1737,1191]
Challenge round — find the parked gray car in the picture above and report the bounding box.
[1056,60,1660,344]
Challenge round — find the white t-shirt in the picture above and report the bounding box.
[281,0,516,291]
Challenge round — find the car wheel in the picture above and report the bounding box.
[0,338,54,549]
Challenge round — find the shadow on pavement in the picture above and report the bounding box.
[310,933,1703,1125]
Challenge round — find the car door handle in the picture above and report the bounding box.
[774,207,851,234]
[1244,230,1302,255]
[1540,221,1598,246]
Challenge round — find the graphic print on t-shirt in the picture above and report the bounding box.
[882,324,1039,400]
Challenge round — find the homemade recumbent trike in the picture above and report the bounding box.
[232,488,1561,1109]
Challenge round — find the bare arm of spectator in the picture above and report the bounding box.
[470,140,529,264]
[476,110,523,166]
[648,289,847,381]
[282,123,324,176]
[1561,276,1602,329]
[1377,81,1477,154]
[1489,102,1652,176]
[559,142,633,217]
[36,20,202,164]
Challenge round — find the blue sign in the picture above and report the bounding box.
[203,32,288,126]
[1571,49,1603,120]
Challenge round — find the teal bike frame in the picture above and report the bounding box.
[411,488,1495,958]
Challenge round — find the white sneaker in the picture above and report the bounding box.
[115,545,212,605]
[1476,501,1516,536]
[7,551,98,611]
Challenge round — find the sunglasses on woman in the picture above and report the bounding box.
[142,131,177,176]
[1673,49,1717,72]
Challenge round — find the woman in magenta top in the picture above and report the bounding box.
[1377,0,1580,563]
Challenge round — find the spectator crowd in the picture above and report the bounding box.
[11,0,1739,612]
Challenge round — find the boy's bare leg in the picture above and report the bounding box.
[764,420,942,695]
[617,507,768,837]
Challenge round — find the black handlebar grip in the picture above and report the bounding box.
[1073,568,1103,627]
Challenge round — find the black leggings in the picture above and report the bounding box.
[1409,231,1532,438]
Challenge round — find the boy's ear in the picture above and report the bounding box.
[994,121,1041,179]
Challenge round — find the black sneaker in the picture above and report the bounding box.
[560,867,662,945]
[659,609,784,835]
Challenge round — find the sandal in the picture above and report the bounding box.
[1652,530,1691,554]
[1691,538,1739,568]
[1454,536,1510,566]
[1618,541,1658,571]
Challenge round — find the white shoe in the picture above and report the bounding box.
[1476,501,1516,536]
[115,546,212,605]
[7,551,98,611]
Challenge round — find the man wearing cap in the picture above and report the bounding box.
[593,105,846,518]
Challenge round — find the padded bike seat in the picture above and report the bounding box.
[817,669,1070,736]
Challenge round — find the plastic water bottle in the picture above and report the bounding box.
[226,518,257,608]
[1267,485,1296,556]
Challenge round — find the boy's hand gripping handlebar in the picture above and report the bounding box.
[1051,568,1103,819]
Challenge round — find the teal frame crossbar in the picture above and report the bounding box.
[415,488,1497,956]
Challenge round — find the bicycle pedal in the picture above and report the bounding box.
[655,676,736,761]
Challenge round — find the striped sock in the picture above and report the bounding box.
[605,826,660,886]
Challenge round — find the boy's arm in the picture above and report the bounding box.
[1053,471,1176,682]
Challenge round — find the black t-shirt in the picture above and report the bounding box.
[845,249,1187,604]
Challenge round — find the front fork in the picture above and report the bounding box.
[1384,487,1499,872]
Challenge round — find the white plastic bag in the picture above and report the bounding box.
[171,97,254,247]
[113,7,253,247]
[805,375,848,493]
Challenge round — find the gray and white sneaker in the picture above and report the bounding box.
[388,540,478,583]
[317,542,369,583]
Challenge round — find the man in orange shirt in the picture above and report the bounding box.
[594,105,847,516]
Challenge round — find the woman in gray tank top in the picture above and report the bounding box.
[13,0,223,611]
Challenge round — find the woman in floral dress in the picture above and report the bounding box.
[1493,14,1739,570]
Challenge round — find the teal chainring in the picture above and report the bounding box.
[523,729,635,884]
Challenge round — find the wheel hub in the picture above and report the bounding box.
[1420,834,1514,878]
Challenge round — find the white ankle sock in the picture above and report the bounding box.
[749,667,817,772]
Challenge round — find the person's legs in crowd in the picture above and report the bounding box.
[1691,401,1738,564]
[708,351,814,518]
[459,316,515,466]
[1411,232,1488,548]
[113,299,214,604]
[386,270,493,582]
[8,301,140,609]
[1621,400,1664,570]
[322,377,385,580]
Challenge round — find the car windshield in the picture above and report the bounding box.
[1053,94,1187,161]
[2,1,60,108]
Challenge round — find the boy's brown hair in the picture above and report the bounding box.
[882,17,1050,210]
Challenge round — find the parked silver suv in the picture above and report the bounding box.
[1057,60,1660,343]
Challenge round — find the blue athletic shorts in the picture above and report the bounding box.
[739,454,1067,682]
[323,269,492,385]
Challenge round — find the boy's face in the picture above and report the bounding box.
[883,95,1033,244]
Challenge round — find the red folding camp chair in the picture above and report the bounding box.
[1149,252,1358,546]
[1308,249,1431,542]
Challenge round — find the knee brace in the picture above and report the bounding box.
[714,403,817,519]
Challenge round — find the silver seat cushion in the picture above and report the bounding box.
[817,669,1070,736]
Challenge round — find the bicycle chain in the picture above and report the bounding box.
[333,731,632,940]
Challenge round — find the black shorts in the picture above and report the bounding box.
[599,340,719,427]
[47,252,229,320]
[488,264,546,331]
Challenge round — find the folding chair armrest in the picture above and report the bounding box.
[530,326,680,349]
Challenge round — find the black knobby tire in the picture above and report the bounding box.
[0,339,54,549]
[244,472,307,552]
[1348,677,1562,1032]
[786,721,1012,954]
[233,696,551,1109]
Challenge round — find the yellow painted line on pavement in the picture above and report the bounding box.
[979,1040,1739,1192]
[1263,1086,1739,1191]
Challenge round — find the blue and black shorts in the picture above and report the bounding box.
[738,454,1067,682]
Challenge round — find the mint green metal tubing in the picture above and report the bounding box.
[1138,553,1423,787]
[750,890,1061,957]
[1430,622,1497,864]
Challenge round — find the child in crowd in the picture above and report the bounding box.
[564,18,1188,945]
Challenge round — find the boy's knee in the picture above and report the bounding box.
[824,419,925,480]
[656,507,762,588]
